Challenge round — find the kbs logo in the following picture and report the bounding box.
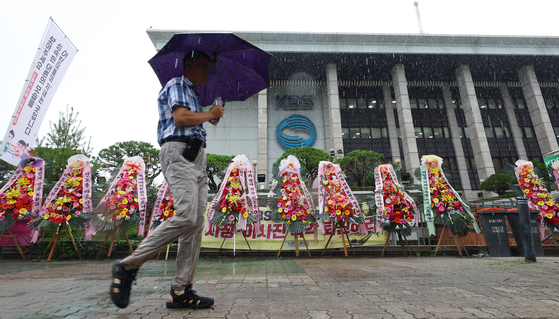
[276,95,314,109]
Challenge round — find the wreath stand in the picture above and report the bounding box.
[321,221,355,257]
[96,226,134,260]
[0,229,26,259]
[434,226,469,257]
[277,230,311,258]
[381,229,412,257]
[156,244,171,260]
[217,222,253,257]
[42,224,81,262]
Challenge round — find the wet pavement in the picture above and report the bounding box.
[1,256,559,319]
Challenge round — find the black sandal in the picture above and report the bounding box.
[166,287,214,309]
[109,259,138,308]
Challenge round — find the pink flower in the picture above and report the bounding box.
[229,215,235,221]
[48,216,55,222]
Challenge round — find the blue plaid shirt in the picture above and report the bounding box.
[157,76,206,145]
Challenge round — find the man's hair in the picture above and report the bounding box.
[183,50,212,66]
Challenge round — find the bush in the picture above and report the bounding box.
[480,173,517,196]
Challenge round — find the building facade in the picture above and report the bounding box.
[148,31,559,199]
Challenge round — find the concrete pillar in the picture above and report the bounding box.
[258,89,268,186]
[383,84,401,162]
[455,65,495,180]
[391,64,420,173]
[322,90,332,152]
[518,65,559,156]
[442,82,472,194]
[500,83,528,160]
[325,64,344,155]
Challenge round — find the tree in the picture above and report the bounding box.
[206,154,235,190]
[34,106,93,183]
[274,147,333,189]
[95,141,161,186]
[480,173,516,196]
[0,153,16,185]
[338,150,384,187]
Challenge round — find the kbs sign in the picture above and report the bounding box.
[276,95,314,109]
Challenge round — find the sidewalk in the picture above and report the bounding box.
[1,256,559,319]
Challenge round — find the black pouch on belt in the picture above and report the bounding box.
[182,138,203,161]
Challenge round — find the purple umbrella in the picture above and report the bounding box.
[148,32,272,107]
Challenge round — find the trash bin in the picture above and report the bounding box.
[506,209,545,257]
[477,210,511,257]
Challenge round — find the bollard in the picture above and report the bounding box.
[517,198,537,262]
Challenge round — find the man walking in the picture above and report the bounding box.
[110,50,224,309]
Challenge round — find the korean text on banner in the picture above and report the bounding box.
[0,18,77,166]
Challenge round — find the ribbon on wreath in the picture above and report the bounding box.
[420,161,436,236]
[147,181,169,237]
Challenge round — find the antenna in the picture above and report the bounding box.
[414,2,426,34]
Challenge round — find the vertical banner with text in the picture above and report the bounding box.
[1,18,77,166]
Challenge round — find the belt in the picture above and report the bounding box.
[161,136,206,148]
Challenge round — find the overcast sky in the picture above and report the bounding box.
[1,0,558,157]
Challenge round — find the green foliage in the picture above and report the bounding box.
[274,147,333,188]
[34,106,93,183]
[0,154,16,185]
[31,238,142,260]
[479,173,517,195]
[338,150,383,187]
[95,141,161,187]
[206,154,235,190]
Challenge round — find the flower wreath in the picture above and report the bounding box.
[374,164,418,237]
[317,161,367,235]
[420,155,479,237]
[0,156,45,236]
[90,156,148,236]
[207,155,260,234]
[32,154,92,230]
[268,155,316,234]
[147,181,176,236]
[514,160,559,236]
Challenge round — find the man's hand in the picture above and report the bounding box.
[209,104,225,120]
[172,104,225,126]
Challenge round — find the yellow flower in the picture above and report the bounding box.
[120,212,126,218]
[283,178,287,183]
[28,191,34,197]
[222,207,227,213]
[291,215,297,221]
[324,207,328,212]
[129,169,134,174]
[547,200,554,206]
[538,201,544,206]
[345,210,350,215]
[66,215,72,221]
[118,191,125,195]
[122,208,129,213]
[243,212,249,218]
[79,199,83,204]
[43,214,49,220]
[323,180,328,185]
[328,200,333,205]
[164,210,169,216]
[433,198,439,203]
[336,210,341,215]
[129,176,134,180]
[19,208,27,214]
[278,208,283,213]
[50,213,56,217]
[287,220,291,225]
[122,199,128,204]
[547,213,553,219]
[134,198,138,203]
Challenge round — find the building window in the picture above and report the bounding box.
[487,99,500,109]
[444,127,451,138]
[485,127,495,138]
[342,127,349,139]
[492,157,503,170]
[494,127,505,138]
[478,98,487,109]
[350,127,360,139]
[523,127,535,138]
[459,127,470,139]
[361,127,371,139]
[515,99,526,109]
[504,127,511,138]
[545,98,554,109]
[382,127,388,138]
[339,98,347,109]
[414,127,423,138]
[358,98,367,109]
[418,98,428,109]
[348,98,357,109]
[410,98,418,109]
[423,127,433,138]
[433,127,444,138]
[554,127,559,138]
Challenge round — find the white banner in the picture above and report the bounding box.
[1,18,77,166]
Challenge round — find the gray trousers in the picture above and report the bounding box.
[120,141,208,291]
